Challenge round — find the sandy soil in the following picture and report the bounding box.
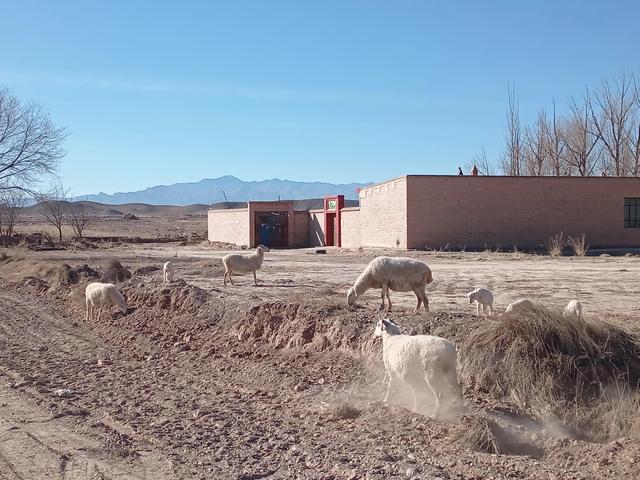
[0,221,639,479]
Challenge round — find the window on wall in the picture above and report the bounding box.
[624,197,640,228]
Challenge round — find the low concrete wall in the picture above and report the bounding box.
[340,207,361,248]
[207,209,249,247]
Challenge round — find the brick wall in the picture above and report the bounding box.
[357,177,408,248]
[293,211,309,247]
[406,176,640,249]
[309,210,325,247]
[207,209,249,246]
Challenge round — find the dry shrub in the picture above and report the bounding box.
[331,403,361,420]
[453,416,506,454]
[546,232,566,257]
[459,309,640,441]
[101,259,132,284]
[568,234,589,257]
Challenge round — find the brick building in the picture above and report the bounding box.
[208,175,640,250]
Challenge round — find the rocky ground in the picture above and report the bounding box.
[0,241,639,479]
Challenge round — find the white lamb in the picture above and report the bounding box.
[563,299,583,318]
[163,261,175,284]
[85,282,128,321]
[504,298,535,314]
[347,256,433,312]
[374,319,462,418]
[466,288,494,316]
[222,245,269,286]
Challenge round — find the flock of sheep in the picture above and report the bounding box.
[82,246,584,418]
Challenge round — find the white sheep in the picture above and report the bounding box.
[85,282,127,321]
[347,256,433,313]
[163,261,175,284]
[563,299,583,318]
[504,298,535,314]
[222,245,269,286]
[466,288,494,316]
[374,319,461,418]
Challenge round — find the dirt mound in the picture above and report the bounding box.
[124,281,211,316]
[70,264,100,281]
[100,260,132,284]
[459,309,640,441]
[237,301,378,352]
[133,265,161,276]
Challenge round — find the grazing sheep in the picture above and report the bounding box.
[504,298,535,314]
[347,257,433,312]
[222,245,269,286]
[466,288,494,316]
[163,261,175,284]
[374,319,461,418]
[85,282,127,321]
[563,299,583,318]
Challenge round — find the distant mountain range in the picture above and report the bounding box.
[75,175,369,206]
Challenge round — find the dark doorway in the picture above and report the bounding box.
[325,212,335,246]
[255,212,289,248]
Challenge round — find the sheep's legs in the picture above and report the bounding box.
[382,285,392,312]
[86,303,91,322]
[413,288,428,313]
[476,303,480,316]
[487,303,493,316]
[253,270,258,286]
[383,372,396,403]
[424,373,441,418]
[97,307,103,322]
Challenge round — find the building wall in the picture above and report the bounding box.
[207,209,249,246]
[308,210,325,247]
[340,207,361,248]
[357,176,408,248]
[293,211,309,247]
[406,176,640,249]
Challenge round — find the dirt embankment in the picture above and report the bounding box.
[1,252,640,479]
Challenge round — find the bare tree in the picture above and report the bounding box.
[523,110,550,175]
[624,74,640,176]
[589,73,636,176]
[466,147,496,175]
[500,84,523,175]
[563,94,600,176]
[0,190,26,237]
[38,185,69,242]
[0,88,66,194]
[546,100,566,175]
[66,203,93,239]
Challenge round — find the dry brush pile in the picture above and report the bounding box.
[458,308,640,442]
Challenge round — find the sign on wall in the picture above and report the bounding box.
[328,199,337,210]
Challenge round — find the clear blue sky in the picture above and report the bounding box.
[2,1,638,196]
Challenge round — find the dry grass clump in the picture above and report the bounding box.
[567,234,589,256]
[331,403,361,420]
[459,309,640,441]
[545,232,566,257]
[101,259,132,284]
[453,415,506,454]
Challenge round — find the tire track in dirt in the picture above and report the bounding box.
[0,289,175,479]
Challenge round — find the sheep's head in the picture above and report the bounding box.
[373,319,401,337]
[347,287,357,307]
[257,245,270,253]
[466,291,476,304]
